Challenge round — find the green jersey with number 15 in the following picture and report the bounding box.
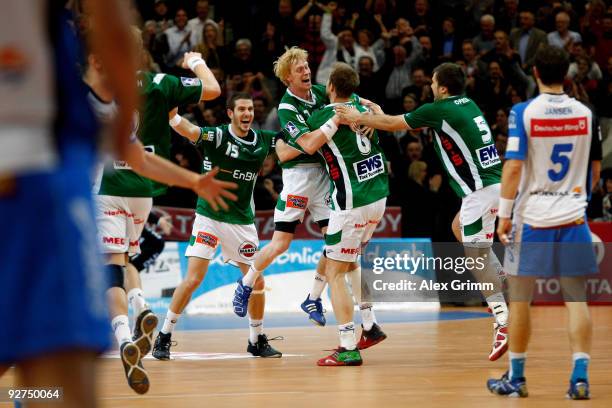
[403,95,501,198]
[194,125,276,224]
[306,102,389,210]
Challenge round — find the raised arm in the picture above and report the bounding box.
[168,108,201,142]
[181,51,221,101]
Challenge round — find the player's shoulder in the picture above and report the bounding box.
[311,84,327,99]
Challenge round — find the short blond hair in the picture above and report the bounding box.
[273,47,308,85]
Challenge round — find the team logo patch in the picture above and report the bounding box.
[202,131,215,142]
[239,241,258,259]
[353,153,384,182]
[476,145,501,168]
[181,77,201,87]
[284,121,300,138]
[196,231,218,248]
[287,195,308,209]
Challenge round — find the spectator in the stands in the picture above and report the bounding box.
[462,40,487,79]
[164,8,196,69]
[473,14,496,55]
[152,0,172,31]
[229,39,260,75]
[496,0,520,33]
[356,56,386,103]
[437,17,462,62]
[252,96,280,132]
[510,10,548,71]
[418,35,436,73]
[400,160,441,238]
[410,0,435,37]
[548,11,582,50]
[316,2,358,84]
[188,0,219,45]
[402,68,433,105]
[193,22,227,70]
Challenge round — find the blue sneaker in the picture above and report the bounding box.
[567,379,590,400]
[232,278,252,317]
[300,295,326,326]
[487,371,528,398]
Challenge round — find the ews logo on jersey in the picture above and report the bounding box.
[354,153,384,182]
[477,145,500,168]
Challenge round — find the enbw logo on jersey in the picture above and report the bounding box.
[354,153,384,182]
[477,145,500,168]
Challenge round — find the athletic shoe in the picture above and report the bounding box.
[317,347,362,366]
[247,334,282,358]
[489,323,509,361]
[487,371,528,398]
[357,323,387,350]
[152,332,174,360]
[132,309,158,357]
[120,342,149,394]
[232,278,252,317]
[567,379,590,400]
[300,295,326,326]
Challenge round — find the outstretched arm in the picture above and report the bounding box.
[182,51,221,101]
[168,108,201,143]
[336,105,410,132]
[294,115,341,155]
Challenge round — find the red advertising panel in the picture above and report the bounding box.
[151,206,402,241]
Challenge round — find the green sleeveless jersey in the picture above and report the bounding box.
[307,102,389,210]
[277,84,328,168]
[403,95,501,198]
[195,124,276,224]
[97,71,203,197]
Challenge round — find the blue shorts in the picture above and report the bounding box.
[0,150,110,364]
[504,218,598,278]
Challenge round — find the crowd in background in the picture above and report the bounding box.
[102,0,612,238]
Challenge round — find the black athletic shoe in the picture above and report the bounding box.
[120,342,149,394]
[357,323,387,350]
[152,332,174,360]
[247,334,282,358]
[132,309,158,357]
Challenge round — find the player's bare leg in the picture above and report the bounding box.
[106,253,150,394]
[455,211,509,360]
[317,259,362,366]
[16,350,97,408]
[154,257,209,360]
[233,231,293,316]
[239,263,282,358]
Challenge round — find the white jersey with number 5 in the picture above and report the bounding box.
[506,93,601,227]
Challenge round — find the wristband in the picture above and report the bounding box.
[187,57,206,71]
[320,118,338,141]
[498,197,515,218]
[169,114,182,127]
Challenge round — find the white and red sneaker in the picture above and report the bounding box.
[489,323,508,361]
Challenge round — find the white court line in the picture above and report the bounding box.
[102,391,305,400]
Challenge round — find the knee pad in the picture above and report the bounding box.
[106,264,125,289]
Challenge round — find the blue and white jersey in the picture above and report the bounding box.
[506,93,602,227]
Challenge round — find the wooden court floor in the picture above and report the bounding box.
[2,306,611,407]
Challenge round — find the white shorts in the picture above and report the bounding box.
[325,198,386,262]
[95,195,152,255]
[460,183,500,244]
[274,166,330,226]
[185,214,259,265]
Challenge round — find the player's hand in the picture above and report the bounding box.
[429,174,442,192]
[192,167,238,211]
[497,217,512,245]
[335,105,361,126]
[157,215,173,235]
[365,101,383,115]
[182,52,203,69]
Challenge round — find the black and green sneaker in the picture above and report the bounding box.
[247,334,283,358]
[317,347,363,366]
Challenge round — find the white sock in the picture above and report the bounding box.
[243,265,260,288]
[338,322,357,350]
[127,288,147,316]
[573,352,590,362]
[359,303,376,331]
[161,310,180,334]
[249,319,263,344]
[486,292,508,326]
[111,315,132,346]
[309,273,327,300]
[508,351,527,379]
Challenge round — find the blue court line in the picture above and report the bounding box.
[166,310,491,332]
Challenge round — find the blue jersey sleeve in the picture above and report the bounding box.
[505,101,530,161]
